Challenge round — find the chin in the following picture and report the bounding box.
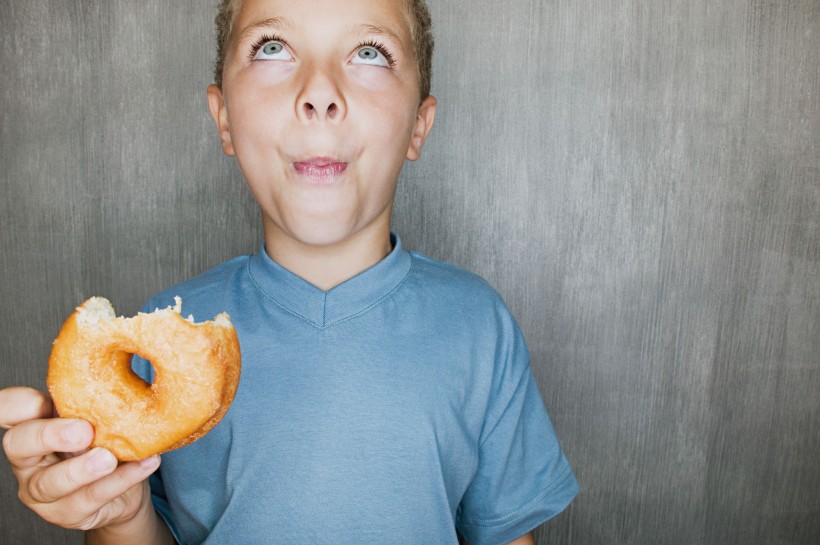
[296,230,353,248]
[265,199,391,250]
[276,217,363,249]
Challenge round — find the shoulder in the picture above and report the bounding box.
[407,251,500,299]
[142,254,250,316]
[406,251,509,310]
[403,251,524,341]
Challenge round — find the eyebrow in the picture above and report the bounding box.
[236,17,292,44]
[235,17,407,56]
[350,23,407,55]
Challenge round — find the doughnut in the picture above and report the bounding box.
[47,297,241,461]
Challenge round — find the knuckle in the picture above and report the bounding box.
[2,419,57,467]
[35,421,51,451]
[17,484,30,504]
[62,459,83,490]
[56,490,101,530]
[81,477,107,506]
[0,387,53,428]
[1,425,29,458]
[26,473,50,503]
[38,505,87,530]
[69,512,101,532]
[1,427,14,455]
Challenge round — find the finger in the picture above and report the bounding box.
[25,447,119,504]
[67,456,161,521]
[2,418,93,468]
[0,387,54,429]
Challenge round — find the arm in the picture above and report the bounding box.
[507,533,536,545]
[85,488,175,545]
[0,387,173,544]
[463,532,536,545]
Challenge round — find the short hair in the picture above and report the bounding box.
[213,0,434,100]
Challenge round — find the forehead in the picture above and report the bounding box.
[231,0,413,44]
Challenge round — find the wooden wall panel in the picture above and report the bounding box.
[1,1,817,543]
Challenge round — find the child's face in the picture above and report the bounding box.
[208,0,436,249]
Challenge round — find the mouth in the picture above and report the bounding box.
[292,157,348,184]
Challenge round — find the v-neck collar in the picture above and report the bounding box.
[247,234,411,328]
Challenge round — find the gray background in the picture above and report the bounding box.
[1,0,818,544]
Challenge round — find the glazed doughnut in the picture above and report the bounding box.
[47,297,240,461]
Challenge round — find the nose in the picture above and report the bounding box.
[296,63,346,123]
[303,101,338,120]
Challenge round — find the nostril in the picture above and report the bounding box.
[301,101,338,120]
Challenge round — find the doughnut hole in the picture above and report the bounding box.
[129,353,156,385]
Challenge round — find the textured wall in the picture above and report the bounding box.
[1,1,818,544]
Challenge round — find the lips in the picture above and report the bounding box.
[292,157,348,183]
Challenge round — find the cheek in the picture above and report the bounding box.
[348,66,396,90]
[369,104,418,158]
[248,62,297,86]
[350,81,417,144]
[350,69,421,117]
[228,65,295,117]
[227,78,292,149]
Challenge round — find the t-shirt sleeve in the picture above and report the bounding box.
[456,319,579,545]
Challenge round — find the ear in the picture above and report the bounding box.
[406,95,437,161]
[207,84,235,156]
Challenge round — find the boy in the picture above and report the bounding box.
[0,0,578,543]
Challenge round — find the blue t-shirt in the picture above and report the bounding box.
[135,235,578,545]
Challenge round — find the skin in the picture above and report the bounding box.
[0,387,173,544]
[207,0,437,290]
[1,0,533,542]
[504,536,536,545]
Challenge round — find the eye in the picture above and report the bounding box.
[351,44,394,68]
[251,38,293,61]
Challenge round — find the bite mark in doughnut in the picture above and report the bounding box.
[47,297,241,461]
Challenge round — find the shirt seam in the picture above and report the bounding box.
[246,259,324,327]
[245,256,412,330]
[477,364,530,448]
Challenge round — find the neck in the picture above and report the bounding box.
[263,225,393,291]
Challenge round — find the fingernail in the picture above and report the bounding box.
[86,448,117,473]
[140,455,160,471]
[62,421,88,447]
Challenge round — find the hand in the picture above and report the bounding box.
[0,386,161,531]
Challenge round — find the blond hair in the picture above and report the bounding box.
[212,0,434,100]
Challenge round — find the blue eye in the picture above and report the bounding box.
[253,39,292,61]
[352,45,392,67]
[263,42,282,55]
